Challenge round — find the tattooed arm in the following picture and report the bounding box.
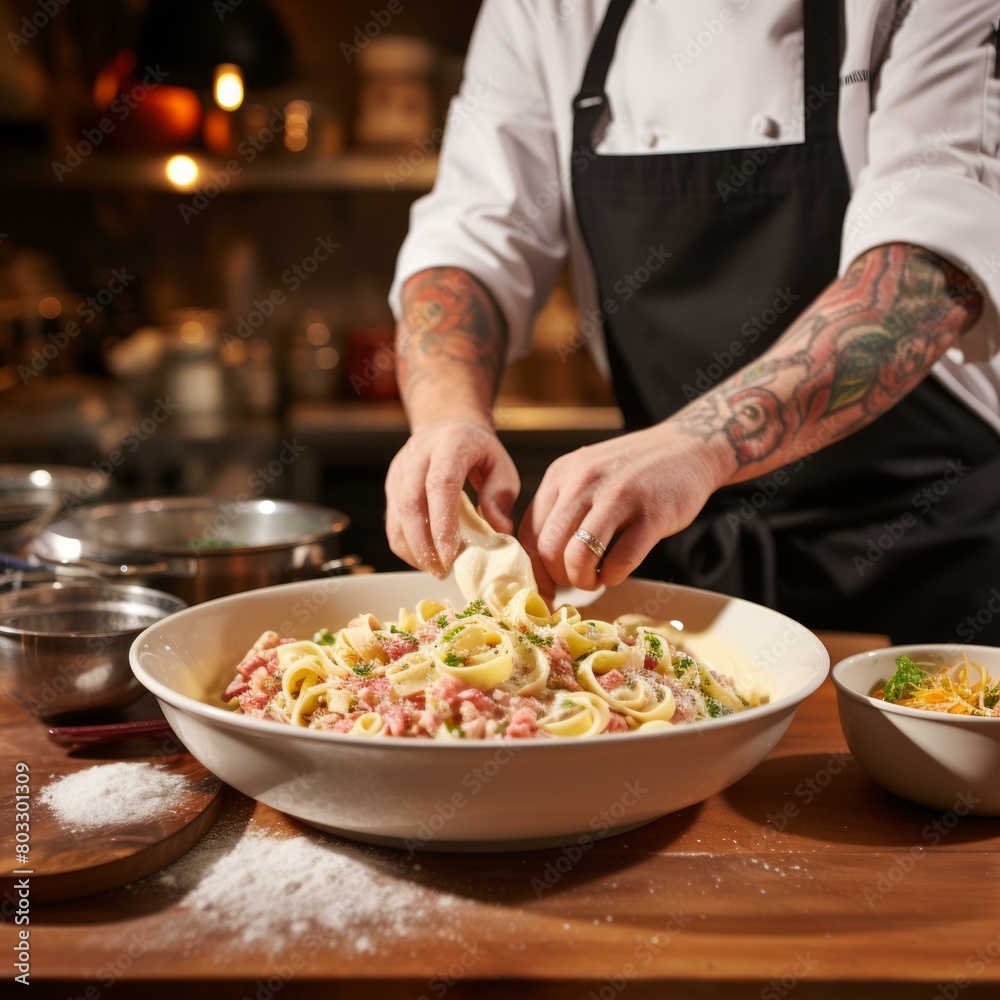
[673,244,982,483]
[519,244,983,596]
[386,267,520,575]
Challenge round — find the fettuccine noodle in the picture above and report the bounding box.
[221,588,765,739]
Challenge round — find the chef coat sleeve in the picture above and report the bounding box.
[388,0,568,363]
[840,0,1000,358]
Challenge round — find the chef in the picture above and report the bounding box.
[384,0,1000,643]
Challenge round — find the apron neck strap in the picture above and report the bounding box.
[572,0,843,152]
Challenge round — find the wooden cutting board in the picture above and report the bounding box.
[0,692,222,904]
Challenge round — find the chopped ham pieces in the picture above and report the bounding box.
[375,634,419,661]
[546,637,581,691]
[603,713,630,734]
[598,669,627,694]
[219,600,748,738]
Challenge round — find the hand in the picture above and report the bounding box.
[518,422,726,597]
[385,418,520,577]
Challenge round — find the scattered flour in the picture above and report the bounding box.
[144,814,468,957]
[39,762,192,830]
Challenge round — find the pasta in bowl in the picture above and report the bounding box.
[221,588,771,740]
[131,573,828,850]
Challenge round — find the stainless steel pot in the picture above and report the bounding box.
[0,581,187,718]
[31,497,357,604]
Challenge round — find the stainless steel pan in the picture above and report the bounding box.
[32,497,358,604]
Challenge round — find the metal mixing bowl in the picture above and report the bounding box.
[0,582,187,718]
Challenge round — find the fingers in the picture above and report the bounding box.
[386,448,444,577]
[386,424,520,578]
[518,454,651,592]
[469,449,519,536]
[594,519,655,587]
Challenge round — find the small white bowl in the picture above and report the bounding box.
[833,644,1000,816]
[131,573,829,850]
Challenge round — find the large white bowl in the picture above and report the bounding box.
[833,644,1000,815]
[131,573,829,850]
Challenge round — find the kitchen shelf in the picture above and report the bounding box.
[1,151,438,193]
[288,401,625,436]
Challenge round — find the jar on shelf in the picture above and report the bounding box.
[354,36,436,149]
[287,309,342,403]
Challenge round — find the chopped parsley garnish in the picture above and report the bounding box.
[561,698,577,710]
[705,697,733,719]
[388,624,417,642]
[442,625,466,643]
[644,634,664,659]
[882,655,927,703]
[986,684,1000,710]
[456,597,490,619]
[435,614,450,628]
[524,631,553,648]
[673,654,696,675]
[443,720,464,737]
[313,628,336,646]
[442,652,465,667]
[352,663,373,676]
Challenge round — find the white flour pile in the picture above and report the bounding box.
[40,762,192,830]
[151,820,467,956]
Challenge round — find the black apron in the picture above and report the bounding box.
[570,0,1000,643]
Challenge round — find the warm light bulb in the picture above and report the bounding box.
[165,154,199,187]
[38,296,62,319]
[180,320,205,344]
[214,64,244,111]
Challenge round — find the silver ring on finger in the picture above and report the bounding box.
[574,528,607,562]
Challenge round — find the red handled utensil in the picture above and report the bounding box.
[46,719,177,746]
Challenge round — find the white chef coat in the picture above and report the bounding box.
[390,0,1000,434]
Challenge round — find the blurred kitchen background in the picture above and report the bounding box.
[0,0,620,571]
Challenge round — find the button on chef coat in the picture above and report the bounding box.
[390,0,1000,434]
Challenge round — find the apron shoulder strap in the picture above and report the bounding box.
[572,0,844,148]
[572,0,635,149]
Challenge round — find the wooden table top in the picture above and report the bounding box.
[4,632,1000,1000]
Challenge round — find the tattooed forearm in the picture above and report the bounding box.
[396,267,508,401]
[673,244,982,480]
